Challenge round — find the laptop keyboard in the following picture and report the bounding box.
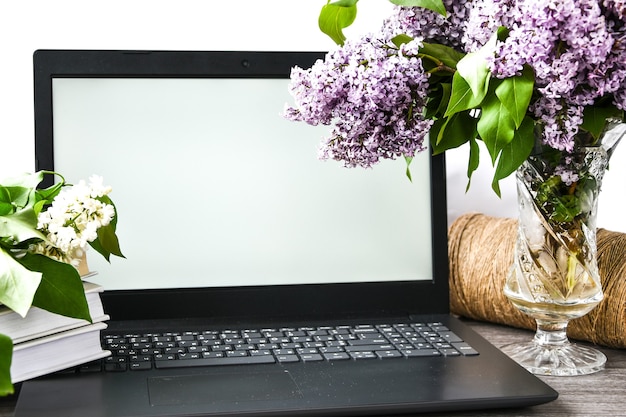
[82,322,478,372]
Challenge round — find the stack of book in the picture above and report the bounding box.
[1,276,110,383]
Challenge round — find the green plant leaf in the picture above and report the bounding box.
[34,181,65,209]
[428,118,445,154]
[581,104,624,140]
[0,208,47,243]
[491,116,535,195]
[90,195,124,261]
[433,112,476,154]
[389,0,447,16]
[404,155,413,182]
[19,253,91,322]
[425,82,451,119]
[91,224,125,261]
[0,334,13,396]
[0,186,29,214]
[0,250,42,317]
[444,72,485,117]
[0,171,44,190]
[477,92,516,164]
[0,188,12,216]
[419,42,465,70]
[391,34,413,48]
[466,136,480,192]
[318,0,358,45]
[495,65,534,128]
[0,171,45,214]
[455,33,494,101]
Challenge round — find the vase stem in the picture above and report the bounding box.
[534,320,569,347]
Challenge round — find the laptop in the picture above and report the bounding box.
[14,49,557,416]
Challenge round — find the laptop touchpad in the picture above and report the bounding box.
[147,370,303,406]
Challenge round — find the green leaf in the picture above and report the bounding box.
[0,186,30,214]
[466,136,480,192]
[0,171,46,214]
[389,0,447,16]
[391,34,413,48]
[0,171,44,190]
[425,82,451,119]
[318,0,358,45]
[90,195,124,261]
[495,65,534,128]
[34,181,65,209]
[91,224,125,261]
[404,155,413,182]
[455,33,494,101]
[491,116,535,195]
[428,118,445,154]
[0,188,12,216]
[419,42,465,70]
[433,112,476,154]
[581,104,624,140]
[0,334,13,396]
[0,208,47,243]
[444,72,485,117]
[0,249,42,317]
[435,82,452,115]
[20,253,91,322]
[477,92,516,164]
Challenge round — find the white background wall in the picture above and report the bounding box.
[1,0,624,231]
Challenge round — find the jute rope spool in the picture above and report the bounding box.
[448,212,626,349]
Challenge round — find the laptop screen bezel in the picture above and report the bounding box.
[33,49,450,322]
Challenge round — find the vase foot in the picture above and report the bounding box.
[500,341,606,376]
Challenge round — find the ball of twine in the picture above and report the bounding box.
[448,212,626,349]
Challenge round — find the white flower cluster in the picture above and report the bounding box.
[32,175,115,265]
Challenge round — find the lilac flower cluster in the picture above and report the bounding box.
[381,0,472,50]
[284,34,432,168]
[287,0,625,172]
[485,0,626,151]
[462,0,516,52]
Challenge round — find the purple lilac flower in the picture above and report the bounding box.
[462,0,517,52]
[484,0,626,151]
[285,35,432,168]
[554,165,580,186]
[381,1,473,50]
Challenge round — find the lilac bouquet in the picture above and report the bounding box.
[284,0,626,194]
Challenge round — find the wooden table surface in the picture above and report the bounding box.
[0,318,624,417]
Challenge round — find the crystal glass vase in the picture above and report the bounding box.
[502,121,625,376]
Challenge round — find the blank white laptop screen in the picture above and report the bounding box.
[51,77,433,290]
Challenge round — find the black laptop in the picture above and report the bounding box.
[14,49,557,416]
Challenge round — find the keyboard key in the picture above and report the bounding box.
[402,349,441,357]
[276,355,299,363]
[348,339,388,346]
[299,354,324,362]
[438,349,461,357]
[452,342,479,356]
[155,355,275,368]
[129,361,152,370]
[375,350,403,359]
[439,331,463,343]
[349,352,377,360]
[323,352,350,361]
[344,344,395,352]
